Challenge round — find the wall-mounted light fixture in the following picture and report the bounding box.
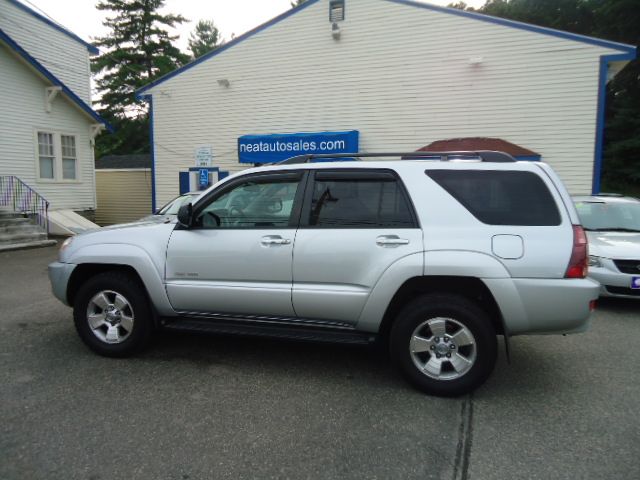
[217,79,230,88]
[332,22,341,40]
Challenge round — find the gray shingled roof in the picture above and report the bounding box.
[95,154,151,170]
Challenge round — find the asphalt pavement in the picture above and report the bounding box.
[0,246,638,480]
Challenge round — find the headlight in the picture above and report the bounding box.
[59,236,74,254]
[588,255,602,268]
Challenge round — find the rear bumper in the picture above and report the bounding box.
[48,261,76,306]
[484,277,600,335]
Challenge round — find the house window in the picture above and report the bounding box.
[61,135,77,180]
[37,132,55,179]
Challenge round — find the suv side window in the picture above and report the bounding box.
[308,171,416,228]
[426,170,561,226]
[193,174,301,229]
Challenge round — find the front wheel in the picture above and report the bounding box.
[390,294,497,397]
[73,271,153,357]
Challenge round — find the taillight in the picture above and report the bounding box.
[565,224,588,278]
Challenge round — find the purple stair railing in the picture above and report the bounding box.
[0,176,50,234]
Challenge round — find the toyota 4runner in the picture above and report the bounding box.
[49,151,599,396]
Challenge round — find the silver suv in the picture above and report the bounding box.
[49,151,599,396]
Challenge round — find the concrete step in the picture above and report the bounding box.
[0,223,42,234]
[0,217,31,227]
[0,239,57,252]
[0,209,25,216]
[0,212,50,246]
[0,231,47,245]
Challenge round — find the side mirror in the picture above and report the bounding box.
[177,203,193,228]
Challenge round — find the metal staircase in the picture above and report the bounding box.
[0,176,56,251]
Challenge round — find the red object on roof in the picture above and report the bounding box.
[418,138,539,157]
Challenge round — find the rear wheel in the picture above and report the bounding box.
[390,294,497,396]
[73,271,152,357]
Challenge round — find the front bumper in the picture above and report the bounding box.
[589,260,640,300]
[48,262,76,306]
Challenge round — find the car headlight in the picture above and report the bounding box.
[60,236,73,251]
[588,255,603,268]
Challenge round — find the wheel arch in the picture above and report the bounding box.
[378,276,506,341]
[67,264,142,306]
[65,243,175,316]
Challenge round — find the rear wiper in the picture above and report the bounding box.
[585,227,640,232]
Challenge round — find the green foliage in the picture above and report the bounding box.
[470,0,639,191]
[447,2,472,10]
[92,0,190,157]
[188,20,221,59]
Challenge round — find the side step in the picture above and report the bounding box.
[162,316,377,345]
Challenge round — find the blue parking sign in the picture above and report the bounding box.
[199,169,209,189]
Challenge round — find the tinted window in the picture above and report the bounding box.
[309,172,415,227]
[195,176,300,229]
[426,170,561,226]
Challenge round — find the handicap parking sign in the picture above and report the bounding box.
[199,168,209,188]
[632,277,640,289]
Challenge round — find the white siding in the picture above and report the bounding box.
[0,0,92,103]
[0,43,96,210]
[148,0,625,205]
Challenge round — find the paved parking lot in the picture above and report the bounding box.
[1,246,639,480]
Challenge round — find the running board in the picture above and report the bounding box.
[161,316,377,345]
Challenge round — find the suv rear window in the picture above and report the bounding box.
[426,170,561,226]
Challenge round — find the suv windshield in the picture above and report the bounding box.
[575,200,640,232]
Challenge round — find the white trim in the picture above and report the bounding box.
[89,124,105,145]
[44,86,62,113]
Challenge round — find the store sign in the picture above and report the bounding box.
[238,130,359,164]
[195,146,213,167]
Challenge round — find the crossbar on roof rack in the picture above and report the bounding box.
[277,150,516,165]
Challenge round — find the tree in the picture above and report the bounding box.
[188,20,221,59]
[447,2,472,10]
[471,0,640,192]
[92,0,190,157]
[591,0,640,189]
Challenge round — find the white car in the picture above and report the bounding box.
[574,195,640,299]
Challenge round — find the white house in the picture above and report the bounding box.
[0,0,109,220]
[137,0,636,212]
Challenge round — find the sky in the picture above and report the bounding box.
[19,0,487,51]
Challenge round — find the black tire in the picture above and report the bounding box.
[73,271,153,357]
[390,293,497,397]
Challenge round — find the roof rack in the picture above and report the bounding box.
[277,150,516,165]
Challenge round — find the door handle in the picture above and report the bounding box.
[376,235,410,247]
[261,235,291,246]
